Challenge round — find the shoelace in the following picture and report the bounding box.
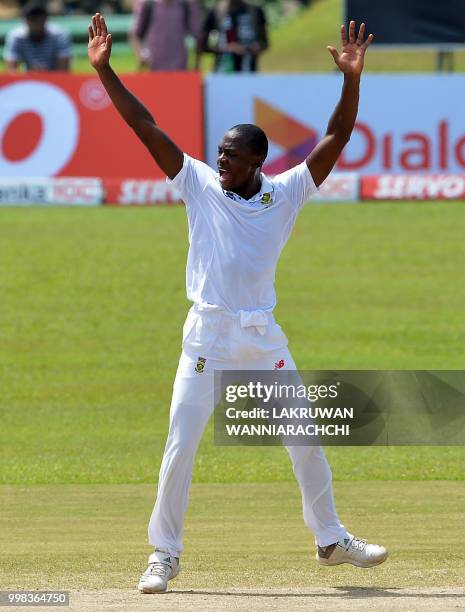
[349,537,367,552]
[147,561,171,577]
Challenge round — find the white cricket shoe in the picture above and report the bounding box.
[316,533,388,568]
[138,549,180,593]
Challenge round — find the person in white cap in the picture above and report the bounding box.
[88,13,387,594]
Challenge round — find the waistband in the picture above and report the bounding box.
[192,303,273,335]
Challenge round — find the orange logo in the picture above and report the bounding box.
[254,98,318,174]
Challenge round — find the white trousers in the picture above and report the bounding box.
[148,306,348,556]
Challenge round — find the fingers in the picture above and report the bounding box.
[356,22,365,46]
[349,20,355,44]
[342,20,374,50]
[327,46,339,63]
[340,24,347,46]
[362,33,374,51]
[100,14,108,37]
[90,13,110,43]
[91,14,100,37]
[105,33,112,53]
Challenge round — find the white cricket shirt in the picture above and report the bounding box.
[168,154,318,313]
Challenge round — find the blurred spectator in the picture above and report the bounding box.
[130,0,201,71]
[63,0,101,14]
[200,0,268,72]
[63,0,125,15]
[0,0,20,19]
[3,1,71,71]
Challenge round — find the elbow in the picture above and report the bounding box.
[332,126,352,147]
[326,118,353,147]
[339,132,351,147]
[131,118,156,140]
[327,129,351,149]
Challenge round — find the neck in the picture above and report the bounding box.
[30,31,46,42]
[233,170,262,200]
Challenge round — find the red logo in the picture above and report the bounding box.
[361,174,465,200]
[274,359,285,370]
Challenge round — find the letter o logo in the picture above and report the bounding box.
[0,81,79,177]
[443,176,464,199]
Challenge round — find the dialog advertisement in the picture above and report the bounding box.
[205,74,465,176]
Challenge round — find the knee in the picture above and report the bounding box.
[164,411,203,458]
[158,432,198,485]
[286,445,329,469]
[164,430,198,460]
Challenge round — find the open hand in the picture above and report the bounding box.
[327,21,373,76]
[88,13,112,69]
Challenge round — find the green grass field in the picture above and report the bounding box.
[2,482,464,590]
[2,1,465,600]
[1,203,465,486]
[2,202,465,597]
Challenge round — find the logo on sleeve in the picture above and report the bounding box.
[274,359,285,370]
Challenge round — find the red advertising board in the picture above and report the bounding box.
[104,178,182,205]
[0,73,203,181]
[361,175,465,200]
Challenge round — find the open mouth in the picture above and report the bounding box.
[218,168,231,185]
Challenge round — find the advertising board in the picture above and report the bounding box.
[0,74,203,180]
[206,75,465,176]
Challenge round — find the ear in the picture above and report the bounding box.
[254,154,265,170]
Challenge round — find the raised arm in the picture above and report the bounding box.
[307,21,373,187]
[88,13,183,179]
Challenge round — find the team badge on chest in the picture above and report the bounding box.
[195,357,206,373]
[261,192,272,206]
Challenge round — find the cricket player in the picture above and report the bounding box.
[88,14,387,594]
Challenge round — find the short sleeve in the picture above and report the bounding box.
[272,161,318,211]
[3,30,21,62]
[167,154,216,203]
[56,29,71,58]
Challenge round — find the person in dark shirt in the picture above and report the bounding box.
[199,0,268,72]
[4,1,70,72]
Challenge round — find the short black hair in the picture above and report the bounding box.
[228,124,268,161]
[23,1,47,18]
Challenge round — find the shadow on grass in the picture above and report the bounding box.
[164,587,464,599]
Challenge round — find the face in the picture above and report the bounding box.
[217,132,262,192]
[26,15,47,40]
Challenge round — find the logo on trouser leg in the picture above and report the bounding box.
[274,359,285,370]
[195,357,206,373]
